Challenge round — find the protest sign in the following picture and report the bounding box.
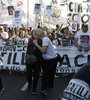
[34,4,41,14]
[46,5,53,15]
[14,10,22,26]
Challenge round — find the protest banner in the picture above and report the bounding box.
[55,46,90,73]
[0,45,90,73]
[69,20,77,32]
[0,45,26,71]
[14,10,22,26]
[34,4,41,14]
[45,5,53,15]
[51,7,61,18]
[7,6,14,15]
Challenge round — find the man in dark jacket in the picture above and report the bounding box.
[62,63,90,100]
[26,33,42,95]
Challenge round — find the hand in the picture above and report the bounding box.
[84,47,90,52]
[0,56,3,61]
[33,39,38,46]
[78,46,82,51]
[0,31,2,35]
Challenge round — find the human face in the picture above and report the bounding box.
[64,28,68,34]
[0,29,3,33]
[20,32,24,38]
[82,27,88,33]
[82,36,89,43]
[56,26,59,30]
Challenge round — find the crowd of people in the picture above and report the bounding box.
[0,23,90,51]
[0,22,90,98]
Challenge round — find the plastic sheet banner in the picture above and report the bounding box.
[0,45,90,73]
[0,45,26,71]
[55,46,90,73]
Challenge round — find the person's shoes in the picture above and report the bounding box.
[32,89,37,95]
[62,73,69,77]
[41,90,48,96]
[55,74,60,78]
[27,84,31,90]
[26,84,31,92]
[0,88,4,94]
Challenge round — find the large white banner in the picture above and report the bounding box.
[55,46,90,73]
[0,45,26,71]
[0,45,90,73]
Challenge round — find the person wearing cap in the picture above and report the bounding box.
[0,26,9,45]
[74,23,90,52]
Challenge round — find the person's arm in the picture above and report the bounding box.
[59,23,63,31]
[21,24,26,31]
[74,37,82,51]
[0,56,3,61]
[33,39,48,53]
[0,33,8,41]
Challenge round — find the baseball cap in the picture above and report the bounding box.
[82,23,88,28]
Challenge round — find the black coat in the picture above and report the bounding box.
[73,63,90,86]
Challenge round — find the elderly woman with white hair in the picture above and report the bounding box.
[33,28,57,95]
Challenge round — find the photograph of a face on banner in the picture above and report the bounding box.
[15,11,20,18]
[69,21,77,32]
[80,35,89,47]
[8,6,14,15]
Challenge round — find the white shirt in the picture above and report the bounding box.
[17,37,28,46]
[0,38,4,45]
[42,37,57,60]
[0,32,9,45]
[25,35,31,40]
[52,39,59,46]
[75,30,90,48]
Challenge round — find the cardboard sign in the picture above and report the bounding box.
[51,7,61,18]
[46,5,53,15]
[14,10,22,26]
[34,4,41,14]
[69,20,77,32]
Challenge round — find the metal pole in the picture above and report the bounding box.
[12,11,14,29]
[87,0,90,2]
[27,0,29,29]
[37,0,39,27]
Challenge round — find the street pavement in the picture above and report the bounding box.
[0,71,74,100]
